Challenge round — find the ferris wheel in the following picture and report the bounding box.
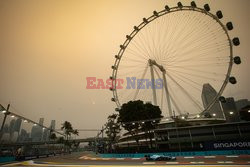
[110,1,241,119]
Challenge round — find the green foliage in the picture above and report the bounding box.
[50,133,57,141]
[57,136,65,144]
[105,114,121,143]
[61,121,79,151]
[117,100,163,149]
[72,129,79,136]
[118,100,162,132]
[61,121,73,137]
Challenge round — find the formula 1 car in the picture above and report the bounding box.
[145,154,176,161]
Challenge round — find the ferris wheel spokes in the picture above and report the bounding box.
[148,59,173,117]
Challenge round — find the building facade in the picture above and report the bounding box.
[221,97,240,122]
[201,83,224,118]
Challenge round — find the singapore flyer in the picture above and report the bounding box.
[110,1,241,119]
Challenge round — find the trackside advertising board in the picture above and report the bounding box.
[204,140,250,150]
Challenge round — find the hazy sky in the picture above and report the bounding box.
[0,0,249,132]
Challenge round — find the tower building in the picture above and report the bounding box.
[201,83,224,118]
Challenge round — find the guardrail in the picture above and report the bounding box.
[100,150,250,158]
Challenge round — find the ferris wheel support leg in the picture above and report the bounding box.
[149,63,157,106]
[163,72,173,117]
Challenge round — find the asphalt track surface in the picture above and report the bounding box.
[2,152,250,167]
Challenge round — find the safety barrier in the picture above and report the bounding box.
[0,156,15,163]
[100,149,250,158]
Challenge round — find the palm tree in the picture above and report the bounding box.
[61,121,73,140]
[72,129,79,139]
[61,121,79,153]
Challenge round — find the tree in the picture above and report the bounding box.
[118,100,163,149]
[61,121,79,152]
[50,133,57,141]
[72,129,79,136]
[57,136,65,144]
[61,121,73,140]
[105,113,121,152]
[71,140,80,151]
[49,133,57,154]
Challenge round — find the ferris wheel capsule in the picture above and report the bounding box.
[126,35,132,40]
[233,37,240,46]
[226,22,233,30]
[234,56,241,64]
[153,11,158,16]
[143,18,148,24]
[204,4,210,11]
[229,76,237,84]
[115,55,120,59]
[133,26,139,31]
[177,2,183,8]
[191,1,197,8]
[216,10,223,19]
[165,5,170,11]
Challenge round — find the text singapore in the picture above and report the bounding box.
[86,77,163,89]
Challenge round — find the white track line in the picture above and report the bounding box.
[143,161,179,164]
[184,156,194,158]
[165,161,179,164]
[25,160,90,166]
[2,162,21,166]
[143,162,155,164]
[190,161,204,164]
[204,156,216,158]
[226,155,239,158]
[225,161,234,163]
[217,161,234,163]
